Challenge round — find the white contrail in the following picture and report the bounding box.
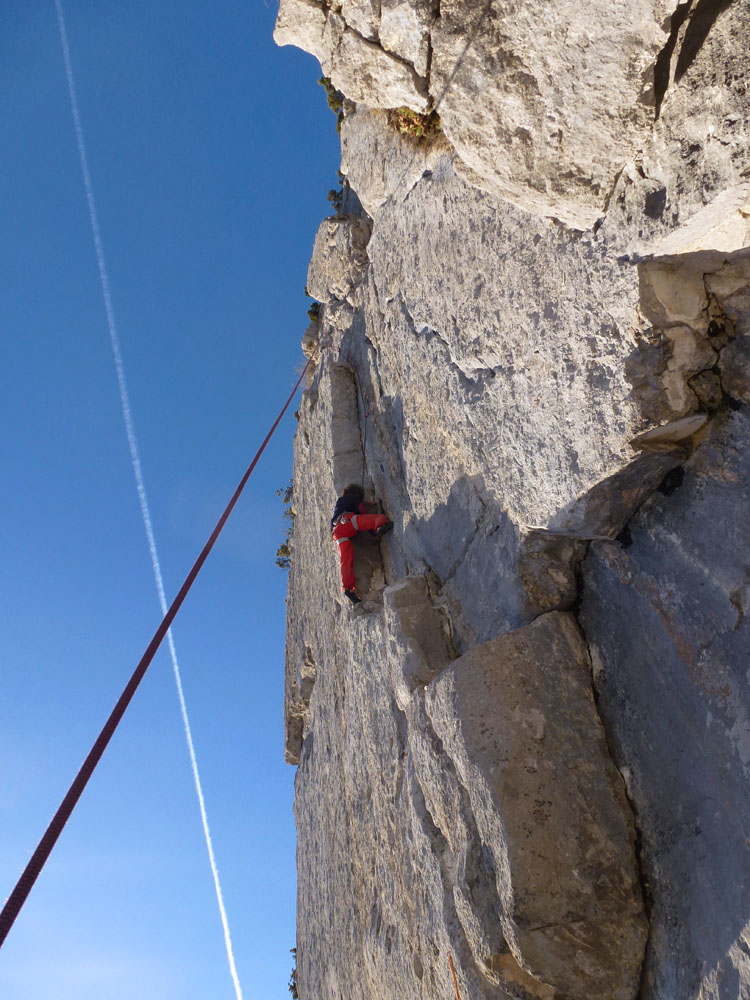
[54,4,244,997]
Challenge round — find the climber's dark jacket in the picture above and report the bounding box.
[330,494,367,534]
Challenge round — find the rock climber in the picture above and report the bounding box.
[331,483,393,604]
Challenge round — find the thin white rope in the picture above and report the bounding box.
[54,4,243,997]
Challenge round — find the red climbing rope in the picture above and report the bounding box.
[448,954,463,1000]
[0,359,310,948]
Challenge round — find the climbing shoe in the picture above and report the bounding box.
[375,520,394,538]
[344,589,362,605]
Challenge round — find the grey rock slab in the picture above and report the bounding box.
[601,0,750,255]
[429,0,672,228]
[341,0,380,42]
[292,598,510,1000]
[279,4,750,996]
[273,0,329,62]
[339,106,451,218]
[720,334,750,405]
[328,362,365,490]
[275,1,430,111]
[277,0,750,228]
[363,161,652,531]
[331,25,430,111]
[404,691,523,992]
[581,408,750,1000]
[307,214,372,306]
[379,0,432,78]
[637,248,750,417]
[383,575,452,707]
[426,611,648,1000]
[638,250,750,337]
[545,451,682,536]
[643,184,750,258]
[630,413,707,452]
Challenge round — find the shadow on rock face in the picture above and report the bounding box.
[426,611,648,999]
[410,475,584,650]
[352,513,387,599]
[580,408,750,999]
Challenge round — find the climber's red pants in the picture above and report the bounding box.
[332,511,389,591]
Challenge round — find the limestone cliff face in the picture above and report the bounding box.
[277,2,750,998]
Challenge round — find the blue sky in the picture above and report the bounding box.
[1,2,338,996]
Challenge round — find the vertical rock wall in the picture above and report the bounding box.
[276,1,750,998]
[581,408,750,998]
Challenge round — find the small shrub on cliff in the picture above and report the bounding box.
[275,542,291,570]
[275,481,294,570]
[326,171,347,216]
[318,76,344,131]
[387,106,442,140]
[288,948,299,998]
[307,301,321,323]
[327,187,343,212]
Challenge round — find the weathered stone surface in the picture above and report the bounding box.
[278,0,750,227]
[284,151,750,997]
[720,334,750,405]
[274,1,430,111]
[383,575,451,708]
[286,333,654,997]
[646,184,750,257]
[341,0,380,43]
[634,248,750,420]
[339,107,450,217]
[363,168,643,531]
[379,0,432,78]
[301,320,319,360]
[581,409,750,1000]
[273,0,328,63]
[429,0,667,228]
[330,26,429,112]
[307,215,372,305]
[426,612,648,1000]
[602,0,750,255]
[277,1,750,997]
[631,413,708,451]
[543,451,681,536]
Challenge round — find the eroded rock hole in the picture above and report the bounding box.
[658,466,685,496]
[617,525,634,549]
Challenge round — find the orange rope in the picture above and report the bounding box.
[448,954,463,1000]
